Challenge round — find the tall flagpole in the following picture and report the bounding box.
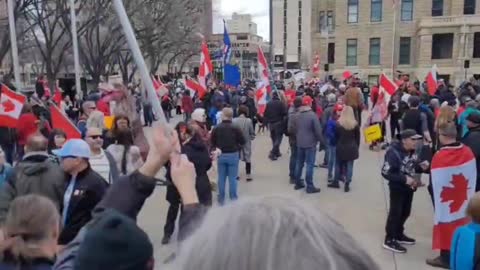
[7,0,22,91]
[391,0,397,76]
[112,0,166,125]
[69,0,82,99]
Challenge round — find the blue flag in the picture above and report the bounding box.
[223,20,232,65]
[222,20,240,86]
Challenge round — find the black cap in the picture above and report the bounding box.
[400,129,423,140]
[467,113,480,124]
[74,209,153,270]
[408,95,421,107]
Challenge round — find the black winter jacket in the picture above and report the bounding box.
[462,126,480,191]
[381,141,418,192]
[264,98,287,124]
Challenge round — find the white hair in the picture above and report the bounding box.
[172,196,379,270]
[327,93,337,103]
[86,110,105,130]
[430,98,440,108]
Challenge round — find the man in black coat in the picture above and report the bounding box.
[462,112,480,191]
[264,91,288,160]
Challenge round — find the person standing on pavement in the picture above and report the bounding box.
[319,93,337,168]
[400,96,432,143]
[427,123,476,269]
[291,96,323,194]
[264,92,288,161]
[462,112,480,191]
[287,97,303,184]
[233,105,255,182]
[182,91,194,122]
[382,129,424,253]
[53,139,109,245]
[327,105,359,192]
[211,108,246,205]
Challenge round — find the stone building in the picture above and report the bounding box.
[273,0,480,85]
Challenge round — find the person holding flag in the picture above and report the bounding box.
[426,123,477,268]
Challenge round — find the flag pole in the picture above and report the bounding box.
[69,0,82,100]
[111,0,166,125]
[390,1,397,76]
[7,0,22,91]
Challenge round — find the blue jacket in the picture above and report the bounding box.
[0,165,12,188]
[459,107,480,138]
[326,119,337,146]
[451,223,480,270]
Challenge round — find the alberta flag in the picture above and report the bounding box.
[431,144,477,250]
[223,20,240,86]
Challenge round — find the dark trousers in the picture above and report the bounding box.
[245,162,251,175]
[1,143,14,165]
[289,145,298,178]
[143,105,154,126]
[269,121,284,157]
[385,188,414,240]
[176,105,182,115]
[163,203,180,238]
[390,117,400,140]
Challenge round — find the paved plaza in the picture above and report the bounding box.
[139,116,439,270]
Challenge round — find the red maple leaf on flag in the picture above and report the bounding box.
[440,174,469,213]
[1,99,15,113]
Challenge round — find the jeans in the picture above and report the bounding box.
[385,188,414,240]
[143,105,154,126]
[269,121,284,157]
[390,117,400,141]
[295,147,317,188]
[322,143,329,164]
[327,145,336,179]
[335,160,354,183]
[217,152,240,205]
[289,145,298,179]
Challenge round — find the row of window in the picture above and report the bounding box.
[344,33,480,66]
[347,0,476,24]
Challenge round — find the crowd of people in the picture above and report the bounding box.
[0,72,480,270]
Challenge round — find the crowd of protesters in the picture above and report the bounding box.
[0,71,480,270]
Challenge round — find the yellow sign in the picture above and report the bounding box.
[364,124,382,144]
[104,116,114,130]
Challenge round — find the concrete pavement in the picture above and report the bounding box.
[138,115,439,269]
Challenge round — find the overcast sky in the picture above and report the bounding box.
[213,0,269,40]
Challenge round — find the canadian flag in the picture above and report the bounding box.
[431,144,477,250]
[257,46,272,93]
[50,104,81,139]
[256,83,268,116]
[0,84,26,128]
[379,73,398,96]
[185,78,207,98]
[426,64,438,96]
[152,75,167,96]
[198,40,213,91]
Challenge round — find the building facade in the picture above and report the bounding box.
[226,13,258,35]
[272,0,313,71]
[310,0,480,86]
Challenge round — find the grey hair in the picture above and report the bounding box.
[172,196,379,270]
[430,98,440,108]
[327,93,337,103]
[86,110,105,130]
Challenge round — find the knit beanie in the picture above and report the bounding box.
[74,209,154,270]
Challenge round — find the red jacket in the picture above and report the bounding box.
[182,96,194,114]
[17,113,39,146]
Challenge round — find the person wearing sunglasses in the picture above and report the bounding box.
[85,128,119,184]
[53,139,108,245]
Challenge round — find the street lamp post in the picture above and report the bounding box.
[69,0,82,99]
[7,0,21,91]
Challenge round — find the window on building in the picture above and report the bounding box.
[474,33,480,58]
[328,42,335,63]
[401,0,413,21]
[371,0,382,22]
[237,35,248,40]
[348,0,359,23]
[327,11,334,32]
[369,38,381,65]
[431,33,454,59]
[399,37,411,65]
[464,0,476,14]
[346,39,358,66]
[368,75,379,86]
[319,11,325,31]
[432,0,443,16]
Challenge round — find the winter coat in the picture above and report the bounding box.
[291,106,324,148]
[326,119,337,146]
[0,153,66,224]
[335,124,360,161]
[182,96,194,114]
[264,98,287,124]
[233,116,255,163]
[0,165,12,188]
[0,258,54,270]
[211,120,246,153]
[381,141,418,192]
[462,126,480,191]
